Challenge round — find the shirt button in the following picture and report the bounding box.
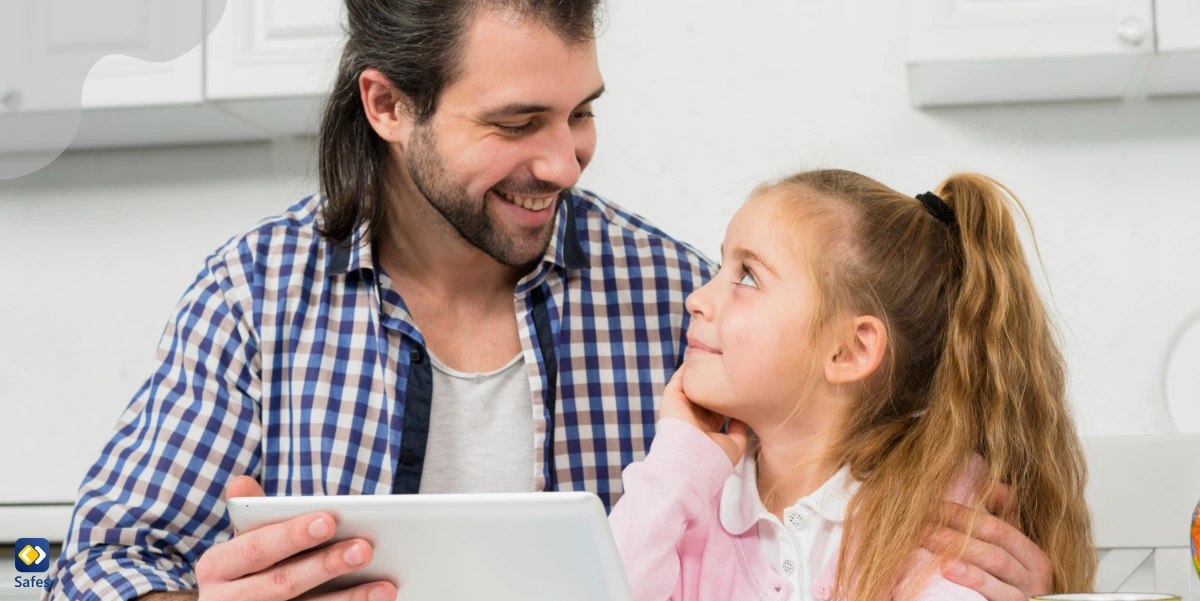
[409,346,425,363]
[787,512,805,529]
[782,559,795,575]
[401,452,417,465]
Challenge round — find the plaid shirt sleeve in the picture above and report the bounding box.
[49,248,263,601]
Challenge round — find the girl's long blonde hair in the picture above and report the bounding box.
[757,170,1095,601]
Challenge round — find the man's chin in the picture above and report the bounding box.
[498,227,557,267]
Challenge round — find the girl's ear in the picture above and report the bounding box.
[360,68,416,145]
[826,316,888,385]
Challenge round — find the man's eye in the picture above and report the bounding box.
[737,271,757,288]
[498,122,533,134]
[571,111,595,121]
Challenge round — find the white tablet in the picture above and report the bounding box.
[226,492,634,601]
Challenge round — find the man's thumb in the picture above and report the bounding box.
[226,475,265,500]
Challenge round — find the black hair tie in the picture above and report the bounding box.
[917,191,956,227]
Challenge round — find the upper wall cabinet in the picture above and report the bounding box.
[2,0,205,113]
[1148,0,1200,97]
[906,0,1157,107]
[204,0,346,136]
[0,0,272,153]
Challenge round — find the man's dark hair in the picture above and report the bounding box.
[316,0,603,247]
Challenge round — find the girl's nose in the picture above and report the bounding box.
[685,278,716,320]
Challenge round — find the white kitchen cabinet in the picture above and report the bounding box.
[1,0,205,113]
[0,0,271,153]
[906,0,1157,107]
[204,0,346,136]
[1147,0,1200,97]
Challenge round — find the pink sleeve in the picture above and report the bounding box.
[608,418,735,601]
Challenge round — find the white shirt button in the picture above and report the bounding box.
[787,511,805,529]
[782,558,795,575]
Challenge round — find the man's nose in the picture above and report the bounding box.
[529,123,582,189]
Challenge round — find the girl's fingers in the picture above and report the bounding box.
[726,419,749,451]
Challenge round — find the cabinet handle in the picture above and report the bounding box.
[0,82,20,112]
[1116,16,1147,46]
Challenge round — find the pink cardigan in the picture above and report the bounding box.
[609,419,987,601]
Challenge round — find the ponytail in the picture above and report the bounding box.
[932,174,1094,594]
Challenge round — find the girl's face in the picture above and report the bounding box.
[683,193,825,427]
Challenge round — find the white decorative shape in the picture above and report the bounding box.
[1163,311,1200,433]
[1097,548,1152,592]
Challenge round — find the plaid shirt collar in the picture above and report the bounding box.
[324,192,590,278]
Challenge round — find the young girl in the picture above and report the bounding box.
[609,170,1096,601]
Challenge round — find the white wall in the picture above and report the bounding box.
[2,0,1200,503]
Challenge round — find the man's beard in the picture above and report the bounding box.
[406,124,562,268]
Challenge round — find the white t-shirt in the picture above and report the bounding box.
[417,349,536,493]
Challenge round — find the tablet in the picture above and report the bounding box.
[226,492,635,601]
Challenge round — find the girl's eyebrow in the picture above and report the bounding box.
[719,243,780,278]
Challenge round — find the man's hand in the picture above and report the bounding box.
[924,483,1053,601]
[660,364,748,465]
[185,476,397,601]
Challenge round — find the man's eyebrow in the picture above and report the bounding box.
[481,85,606,119]
[721,244,780,277]
[579,85,605,106]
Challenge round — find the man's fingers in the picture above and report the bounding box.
[209,512,337,581]
[924,526,1032,594]
[235,538,377,601]
[940,500,1048,579]
[939,559,1026,601]
[980,481,1016,519]
[305,580,398,601]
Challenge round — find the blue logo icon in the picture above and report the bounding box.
[15,538,50,573]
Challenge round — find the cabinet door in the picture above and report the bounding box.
[0,0,206,113]
[1148,0,1200,97]
[204,0,345,101]
[907,0,1156,106]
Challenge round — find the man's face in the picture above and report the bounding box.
[405,10,603,267]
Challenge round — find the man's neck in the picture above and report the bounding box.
[377,188,531,302]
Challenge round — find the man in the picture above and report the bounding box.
[49,1,1055,600]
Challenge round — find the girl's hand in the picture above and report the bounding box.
[660,363,749,466]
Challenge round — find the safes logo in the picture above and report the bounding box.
[15,538,50,573]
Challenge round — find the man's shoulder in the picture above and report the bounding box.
[569,188,717,273]
[207,194,326,272]
[195,194,335,308]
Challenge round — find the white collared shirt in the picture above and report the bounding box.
[719,452,860,601]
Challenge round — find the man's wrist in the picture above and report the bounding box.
[134,592,199,600]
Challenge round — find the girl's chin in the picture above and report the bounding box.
[684,389,732,418]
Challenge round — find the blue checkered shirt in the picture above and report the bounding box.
[49,189,715,600]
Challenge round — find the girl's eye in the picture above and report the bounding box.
[737,270,757,288]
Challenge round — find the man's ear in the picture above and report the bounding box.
[825,316,888,385]
[359,68,415,145]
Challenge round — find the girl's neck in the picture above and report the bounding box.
[750,391,846,519]
[754,432,841,519]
